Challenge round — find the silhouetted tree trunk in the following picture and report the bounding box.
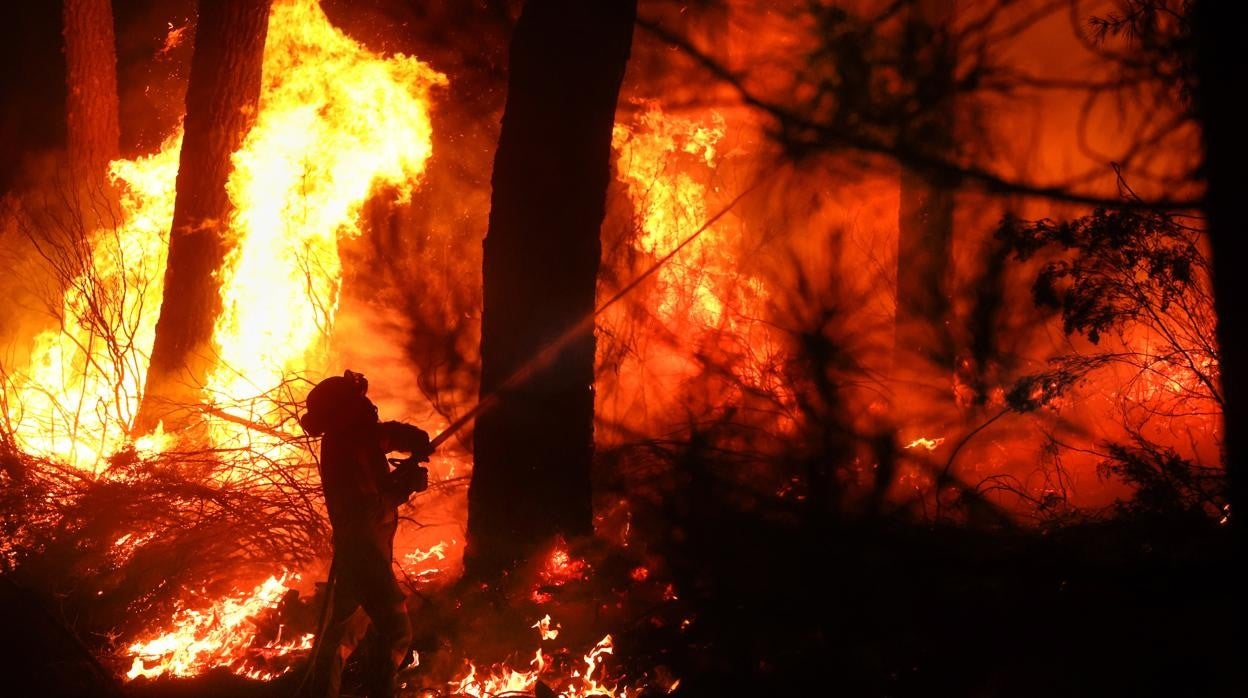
[133,0,271,435]
[467,0,636,579]
[1193,0,1246,615]
[62,0,120,218]
[895,0,956,372]
[888,0,956,514]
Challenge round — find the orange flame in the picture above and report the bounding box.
[605,104,791,432]
[613,103,732,326]
[3,131,182,471]
[203,0,445,452]
[533,613,560,641]
[447,627,631,698]
[4,0,445,470]
[7,0,446,678]
[125,574,310,681]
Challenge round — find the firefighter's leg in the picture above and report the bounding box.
[307,583,369,698]
[360,591,411,698]
[355,528,411,698]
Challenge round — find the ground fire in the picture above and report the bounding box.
[0,0,1240,696]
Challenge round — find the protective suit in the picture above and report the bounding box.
[300,370,431,698]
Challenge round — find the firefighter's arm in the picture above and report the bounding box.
[379,421,433,461]
[380,422,432,502]
[387,457,429,502]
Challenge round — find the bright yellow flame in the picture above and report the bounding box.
[404,541,448,565]
[125,574,310,680]
[204,0,445,452]
[3,131,182,471]
[400,540,449,582]
[4,0,445,471]
[904,436,945,451]
[613,104,730,326]
[448,633,627,698]
[116,0,446,669]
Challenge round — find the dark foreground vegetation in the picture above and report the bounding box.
[3,481,1237,697]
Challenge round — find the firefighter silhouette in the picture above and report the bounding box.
[299,369,431,698]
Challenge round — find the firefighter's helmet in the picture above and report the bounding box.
[299,369,377,436]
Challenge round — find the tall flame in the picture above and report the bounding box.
[105,0,445,678]
[3,0,445,470]
[204,0,446,452]
[3,133,182,471]
[612,104,731,327]
[606,104,789,430]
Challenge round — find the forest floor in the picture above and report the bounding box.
[9,510,1228,698]
[630,514,1240,697]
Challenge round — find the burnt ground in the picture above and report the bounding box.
[639,515,1240,697]
[2,511,1239,697]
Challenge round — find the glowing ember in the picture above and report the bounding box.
[905,436,946,451]
[109,529,158,567]
[125,574,311,681]
[158,22,188,57]
[539,541,589,587]
[533,614,560,641]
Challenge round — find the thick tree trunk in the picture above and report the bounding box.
[466,0,636,579]
[894,0,956,372]
[1193,0,1245,637]
[62,0,120,217]
[133,0,271,435]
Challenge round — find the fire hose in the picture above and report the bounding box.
[292,173,766,695]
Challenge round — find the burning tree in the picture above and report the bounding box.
[469,0,638,579]
[134,0,273,435]
[3,0,451,687]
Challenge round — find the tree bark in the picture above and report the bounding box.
[894,0,956,372]
[1193,0,1246,638]
[133,0,271,435]
[62,0,120,216]
[466,0,636,579]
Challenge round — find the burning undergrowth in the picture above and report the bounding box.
[107,529,691,696]
[0,430,327,644]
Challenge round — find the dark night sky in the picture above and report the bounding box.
[1,2,66,187]
[0,1,509,193]
[0,1,196,191]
